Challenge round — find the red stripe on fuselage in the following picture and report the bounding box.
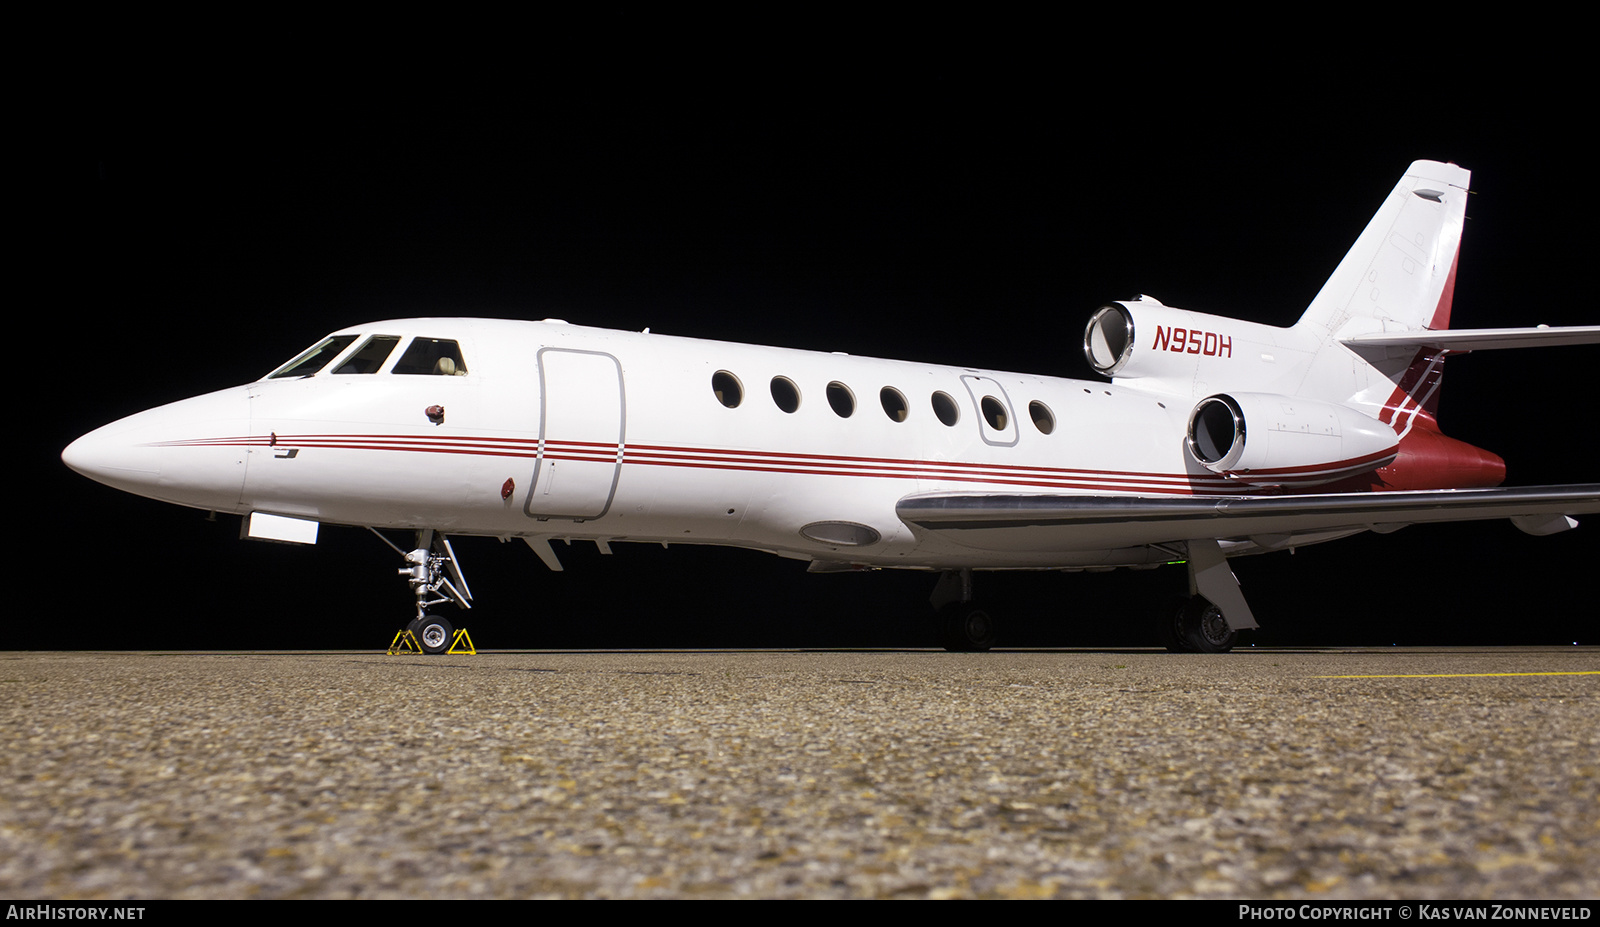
[148,433,1251,495]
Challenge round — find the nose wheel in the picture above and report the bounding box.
[407,614,456,655]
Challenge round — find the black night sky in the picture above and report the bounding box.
[32,41,1596,650]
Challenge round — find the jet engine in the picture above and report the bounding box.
[1185,392,1399,487]
[1083,296,1301,387]
[1084,297,1258,378]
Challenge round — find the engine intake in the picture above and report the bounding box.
[1188,395,1246,468]
[1084,303,1136,375]
[1185,392,1398,487]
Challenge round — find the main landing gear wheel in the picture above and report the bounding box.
[939,601,997,652]
[1167,595,1236,653]
[408,614,455,655]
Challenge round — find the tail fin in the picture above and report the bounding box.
[1295,160,1471,339]
[1290,161,1505,490]
[1289,161,1470,428]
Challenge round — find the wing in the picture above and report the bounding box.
[896,484,1600,552]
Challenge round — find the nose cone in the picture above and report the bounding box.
[62,422,162,489]
[62,387,254,511]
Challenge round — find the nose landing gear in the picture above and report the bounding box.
[371,528,472,655]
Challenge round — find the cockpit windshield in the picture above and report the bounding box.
[393,338,468,375]
[333,335,401,374]
[265,334,468,379]
[266,335,359,379]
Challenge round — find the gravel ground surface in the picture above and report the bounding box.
[2,648,1596,899]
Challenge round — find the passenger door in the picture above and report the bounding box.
[525,349,625,521]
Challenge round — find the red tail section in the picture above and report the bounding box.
[1356,315,1505,492]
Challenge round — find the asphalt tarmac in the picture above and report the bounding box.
[3,648,1596,899]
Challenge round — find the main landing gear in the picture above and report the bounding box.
[932,569,996,652]
[1163,537,1259,653]
[1163,595,1238,653]
[933,537,1259,653]
[371,528,473,655]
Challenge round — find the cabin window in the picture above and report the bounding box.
[333,335,401,374]
[1029,400,1056,435]
[981,396,1008,430]
[826,381,855,418]
[712,370,743,408]
[880,387,908,422]
[393,338,468,375]
[931,391,959,426]
[770,376,801,413]
[267,335,359,378]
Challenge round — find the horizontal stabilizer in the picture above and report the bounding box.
[1341,325,1600,352]
[898,484,1600,542]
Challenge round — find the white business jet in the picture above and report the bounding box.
[62,160,1600,653]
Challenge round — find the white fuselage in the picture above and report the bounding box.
[65,317,1268,571]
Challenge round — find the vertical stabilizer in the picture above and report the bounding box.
[1289,161,1471,425]
[1288,161,1504,490]
[1296,160,1471,339]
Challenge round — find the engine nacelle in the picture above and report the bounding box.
[1186,392,1399,487]
[1083,296,1294,383]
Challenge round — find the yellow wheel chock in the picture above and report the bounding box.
[387,627,476,654]
[446,628,476,654]
[387,629,423,654]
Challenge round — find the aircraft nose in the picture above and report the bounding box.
[62,420,164,491]
[61,387,253,511]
